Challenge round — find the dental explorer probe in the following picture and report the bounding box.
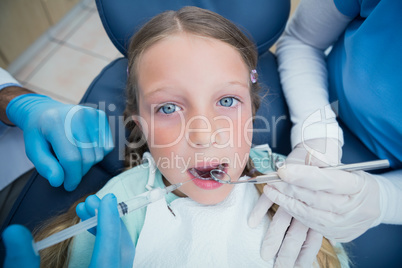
[210,159,390,184]
[34,182,185,252]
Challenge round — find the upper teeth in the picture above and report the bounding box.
[189,163,227,180]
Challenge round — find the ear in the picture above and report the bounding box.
[132,115,143,131]
[132,114,150,140]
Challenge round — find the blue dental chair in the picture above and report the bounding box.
[1,1,401,267]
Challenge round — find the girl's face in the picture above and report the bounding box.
[136,33,253,204]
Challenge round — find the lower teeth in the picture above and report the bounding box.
[189,168,213,180]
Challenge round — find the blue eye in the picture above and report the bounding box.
[159,103,181,114]
[219,97,239,107]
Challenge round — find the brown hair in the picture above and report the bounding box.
[34,6,343,267]
[33,197,84,268]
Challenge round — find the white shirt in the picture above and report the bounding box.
[0,68,33,190]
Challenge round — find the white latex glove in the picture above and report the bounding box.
[286,138,342,167]
[249,138,341,266]
[265,164,383,242]
[249,195,323,267]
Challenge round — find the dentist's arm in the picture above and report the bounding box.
[276,0,352,155]
[0,68,114,191]
[248,0,354,266]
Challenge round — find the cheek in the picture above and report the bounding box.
[243,113,253,146]
[236,105,253,147]
[215,104,253,147]
[139,113,185,147]
[152,125,182,146]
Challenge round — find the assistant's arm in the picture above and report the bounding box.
[276,0,353,148]
[0,68,114,191]
[2,194,132,268]
[0,68,32,125]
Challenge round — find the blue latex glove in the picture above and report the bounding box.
[6,94,114,191]
[2,194,134,268]
[2,225,40,268]
[77,194,135,267]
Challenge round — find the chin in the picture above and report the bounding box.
[192,191,230,205]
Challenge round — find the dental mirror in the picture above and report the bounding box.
[210,169,282,185]
[209,169,232,184]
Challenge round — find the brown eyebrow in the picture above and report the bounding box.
[143,80,248,99]
[143,86,176,99]
[225,81,249,89]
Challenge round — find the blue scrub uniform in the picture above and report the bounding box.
[327,0,402,168]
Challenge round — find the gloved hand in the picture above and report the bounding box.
[286,138,342,167]
[2,194,132,268]
[249,194,323,267]
[249,138,341,266]
[6,94,114,191]
[264,164,383,242]
[2,225,40,268]
[76,194,135,267]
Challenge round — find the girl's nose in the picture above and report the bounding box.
[186,115,217,148]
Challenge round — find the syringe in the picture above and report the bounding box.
[33,183,182,252]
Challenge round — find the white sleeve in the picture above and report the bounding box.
[375,170,402,224]
[276,0,353,148]
[0,68,21,90]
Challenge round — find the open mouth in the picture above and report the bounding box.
[188,163,228,181]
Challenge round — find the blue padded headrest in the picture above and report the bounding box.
[96,0,290,56]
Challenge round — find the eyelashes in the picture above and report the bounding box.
[158,103,182,114]
[218,96,239,107]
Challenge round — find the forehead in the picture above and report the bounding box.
[136,33,249,92]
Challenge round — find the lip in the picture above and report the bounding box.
[192,178,222,190]
[187,162,228,190]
